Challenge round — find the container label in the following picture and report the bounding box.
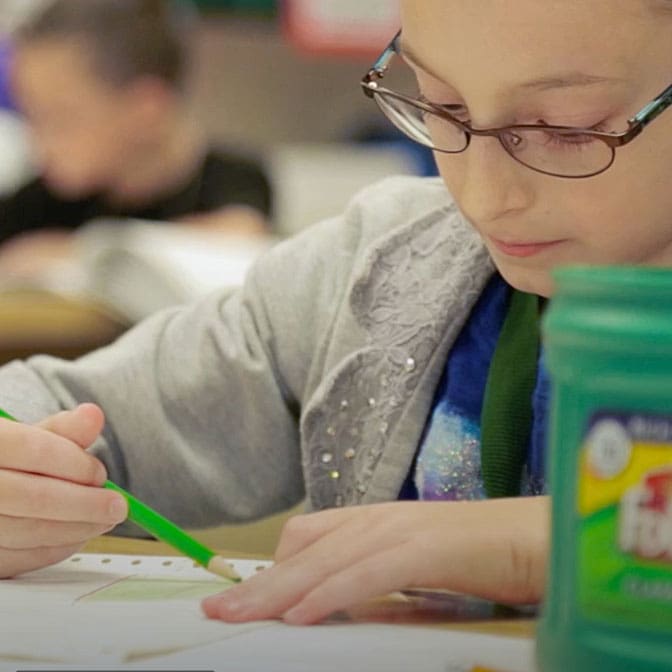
[578,411,672,628]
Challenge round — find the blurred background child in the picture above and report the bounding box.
[0,0,272,277]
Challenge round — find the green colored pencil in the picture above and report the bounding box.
[0,406,240,582]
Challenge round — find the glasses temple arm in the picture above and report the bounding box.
[632,83,672,128]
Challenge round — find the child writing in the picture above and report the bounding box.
[0,0,669,626]
[0,0,272,277]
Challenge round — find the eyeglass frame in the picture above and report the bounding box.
[360,31,672,178]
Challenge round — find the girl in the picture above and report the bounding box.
[0,0,670,626]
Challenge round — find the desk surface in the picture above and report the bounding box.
[0,289,127,363]
[84,536,536,639]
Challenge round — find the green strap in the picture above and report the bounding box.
[480,289,540,498]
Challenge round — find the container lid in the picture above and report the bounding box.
[553,265,672,297]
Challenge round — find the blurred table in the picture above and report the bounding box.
[0,289,128,364]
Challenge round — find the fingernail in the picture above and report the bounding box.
[205,595,243,617]
[203,595,238,612]
[202,595,218,610]
[283,606,308,625]
[223,597,243,613]
[109,496,127,521]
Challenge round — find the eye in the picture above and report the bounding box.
[544,131,597,147]
[418,94,470,121]
[534,118,606,151]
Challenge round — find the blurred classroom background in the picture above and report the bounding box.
[0,0,432,236]
[0,0,433,554]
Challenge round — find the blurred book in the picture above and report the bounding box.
[73,218,273,323]
[0,219,272,324]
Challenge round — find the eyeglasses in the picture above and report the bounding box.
[361,31,672,179]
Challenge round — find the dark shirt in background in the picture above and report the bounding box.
[0,149,273,245]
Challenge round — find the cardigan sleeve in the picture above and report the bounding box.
[0,202,364,529]
[0,176,451,529]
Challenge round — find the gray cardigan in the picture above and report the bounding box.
[0,177,495,529]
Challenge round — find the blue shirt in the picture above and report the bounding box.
[399,274,548,500]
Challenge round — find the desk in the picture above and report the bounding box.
[84,535,536,640]
[0,289,128,364]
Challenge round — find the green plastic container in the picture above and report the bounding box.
[537,266,672,672]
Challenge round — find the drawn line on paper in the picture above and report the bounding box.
[74,575,130,602]
[78,576,233,602]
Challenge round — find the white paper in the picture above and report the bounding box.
[0,553,536,672]
[0,553,274,665]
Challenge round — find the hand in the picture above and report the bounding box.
[202,498,549,625]
[0,403,128,578]
[179,206,270,237]
[0,229,74,279]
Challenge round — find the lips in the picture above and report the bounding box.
[489,237,565,258]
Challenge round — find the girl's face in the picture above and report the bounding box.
[400,0,672,296]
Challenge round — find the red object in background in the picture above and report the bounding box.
[282,0,400,58]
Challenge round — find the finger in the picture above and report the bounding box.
[0,470,127,525]
[202,559,310,622]
[283,544,415,624]
[0,420,107,486]
[274,508,357,562]
[37,403,105,450]
[0,544,84,579]
[0,514,114,550]
[203,513,399,622]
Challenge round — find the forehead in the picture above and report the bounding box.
[14,38,100,91]
[398,0,664,88]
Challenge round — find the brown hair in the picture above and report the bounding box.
[15,0,197,90]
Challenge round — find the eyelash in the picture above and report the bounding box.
[541,131,597,151]
[536,119,609,151]
[418,97,608,151]
[418,94,467,118]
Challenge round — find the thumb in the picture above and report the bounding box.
[37,403,105,450]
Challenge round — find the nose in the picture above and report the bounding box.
[442,135,535,227]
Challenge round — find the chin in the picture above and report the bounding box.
[494,264,554,298]
[45,177,96,200]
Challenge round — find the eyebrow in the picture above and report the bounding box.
[398,39,625,92]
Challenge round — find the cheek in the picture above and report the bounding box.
[41,126,123,192]
[587,121,672,253]
[433,151,467,199]
[566,152,672,259]
[77,119,133,175]
[66,130,115,172]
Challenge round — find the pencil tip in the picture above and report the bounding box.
[207,555,242,582]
